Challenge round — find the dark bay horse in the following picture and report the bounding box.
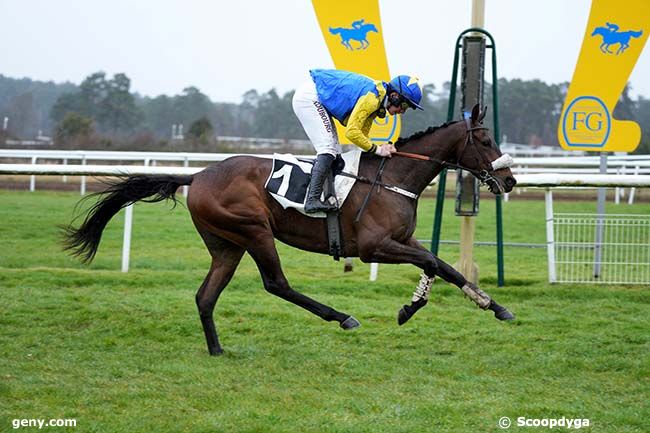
[64,105,517,355]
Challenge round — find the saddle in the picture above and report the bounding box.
[264,151,418,261]
[265,152,359,261]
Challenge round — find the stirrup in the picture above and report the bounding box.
[305,198,338,213]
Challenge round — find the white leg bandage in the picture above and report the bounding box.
[460,283,492,309]
[412,273,435,303]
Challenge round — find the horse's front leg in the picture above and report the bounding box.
[429,249,515,322]
[360,237,514,324]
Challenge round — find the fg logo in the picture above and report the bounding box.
[561,96,611,147]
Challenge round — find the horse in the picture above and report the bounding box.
[329,23,378,50]
[63,104,517,356]
[591,26,643,55]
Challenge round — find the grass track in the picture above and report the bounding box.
[0,189,648,432]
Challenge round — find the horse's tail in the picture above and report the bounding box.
[630,30,643,38]
[329,26,343,35]
[62,174,194,263]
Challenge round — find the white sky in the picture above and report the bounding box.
[1,0,649,102]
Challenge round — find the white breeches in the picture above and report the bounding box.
[292,79,341,156]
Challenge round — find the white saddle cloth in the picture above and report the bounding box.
[264,149,362,218]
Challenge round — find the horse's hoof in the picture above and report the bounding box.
[397,299,427,326]
[495,309,515,321]
[397,307,412,326]
[208,347,224,356]
[489,301,515,321]
[340,316,361,330]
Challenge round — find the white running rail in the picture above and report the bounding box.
[2,162,650,281]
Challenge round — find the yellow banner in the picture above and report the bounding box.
[311,0,400,144]
[558,0,649,152]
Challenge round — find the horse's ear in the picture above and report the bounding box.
[478,106,487,123]
[470,104,480,124]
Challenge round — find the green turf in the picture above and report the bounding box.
[0,189,648,433]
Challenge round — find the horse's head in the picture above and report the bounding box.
[591,27,607,37]
[364,23,378,33]
[450,104,517,194]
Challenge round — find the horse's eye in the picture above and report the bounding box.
[482,140,492,147]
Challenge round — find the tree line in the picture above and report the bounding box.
[1,71,649,153]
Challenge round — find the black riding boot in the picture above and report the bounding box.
[305,153,338,214]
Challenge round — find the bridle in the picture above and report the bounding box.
[349,120,509,220]
[394,118,506,186]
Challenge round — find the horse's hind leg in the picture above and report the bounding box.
[195,235,245,355]
[248,234,359,330]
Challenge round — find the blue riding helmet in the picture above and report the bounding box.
[389,75,424,110]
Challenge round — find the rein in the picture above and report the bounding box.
[342,120,508,224]
[393,122,500,185]
[393,150,483,177]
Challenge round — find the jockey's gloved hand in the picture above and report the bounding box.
[375,144,396,158]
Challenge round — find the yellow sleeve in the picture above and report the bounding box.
[344,91,381,152]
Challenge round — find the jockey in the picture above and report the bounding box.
[292,69,423,213]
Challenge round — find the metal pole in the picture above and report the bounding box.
[29,157,36,192]
[431,34,462,254]
[496,194,505,285]
[369,262,378,281]
[545,189,557,283]
[431,26,504,287]
[121,204,134,272]
[456,2,485,284]
[471,0,485,28]
[62,158,68,183]
[183,157,189,197]
[80,156,87,195]
[489,33,506,287]
[594,152,607,278]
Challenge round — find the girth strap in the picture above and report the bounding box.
[323,170,344,260]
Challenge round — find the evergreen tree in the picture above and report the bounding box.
[188,116,213,140]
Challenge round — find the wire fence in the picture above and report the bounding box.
[553,213,650,284]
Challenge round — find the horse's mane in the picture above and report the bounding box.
[394,120,459,148]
